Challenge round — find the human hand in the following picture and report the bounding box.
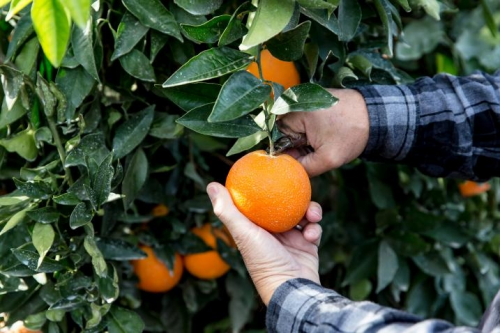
[277,88,370,177]
[206,182,322,306]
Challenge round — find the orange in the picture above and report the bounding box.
[131,245,183,293]
[8,322,41,333]
[247,49,300,91]
[226,150,311,233]
[458,181,491,197]
[151,204,169,217]
[184,224,231,280]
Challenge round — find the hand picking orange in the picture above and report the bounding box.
[226,150,311,233]
[132,245,183,293]
[184,223,231,280]
[247,49,300,91]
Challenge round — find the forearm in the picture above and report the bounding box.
[357,71,500,181]
[267,279,482,333]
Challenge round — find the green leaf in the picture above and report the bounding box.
[111,12,149,61]
[150,30,168,63]
[0,99,28,129]
[300,7,338,34]
[226,273,255,331]
[209,71,271,122]
[14,178,52,199]
[412,252,450,276]
[413,0,440,20]
[0,207,29,236]
[219,2,252,46]
[377,240,398,292]
[481,0,497,38]
[122,0,182,41]
[53,193,81,205]
[343,240,378,286]
[107,306,144,333]
[71,20,100,82]
[181,15,231,44]
[6,0,32,20]
[450,291,482,326]
[119,49,156,82]
[337,0,361,42]
[373,0,394,57]
[55,66,96,121]
[176,103,261,138]
[347,54,373,78]
[31,0,71,67]
[155,83,221,112]
[162,47,253,88]
[14,36,40,76]
[96,238,147,260]
[227,131,267,156]
[62,0,90,29]
[69,202,93,229]
[0,196,29,206]
[395,0,411,11]
[349,279,372,301]
[84,235,107,277]
[149,113,183,139]
[32,223,55,269]
[395,16,443,61]
[267,21,311,61]
[297,0,337,12]
[122,148,148,208]
[65,133,109,167]
[387,230,430,256]
[0,128,38,161]
[27,207,60,224]
[332,66,358,88]
[92,153,114,206]
[0,65,24,111]
[12,248,66,272]
[174,0,222,16]
[99,265,119,303]
[6,14,34,61]
[270,83,337,115]
[240,0,295,50]
[112,105,154,159]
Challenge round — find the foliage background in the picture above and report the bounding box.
[0,0,499,332]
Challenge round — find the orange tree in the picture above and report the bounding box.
[0,0,499,332]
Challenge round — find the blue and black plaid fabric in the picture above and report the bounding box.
[266,72,500,332]
[358,71,500,181]
[267,279,500,332]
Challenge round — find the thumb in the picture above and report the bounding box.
[206,182,258,236]
[297,149,330,177]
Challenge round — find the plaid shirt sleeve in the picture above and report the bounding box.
[266,278,495,333]
[356,71,500,181]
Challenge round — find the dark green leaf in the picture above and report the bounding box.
[107,306,145,333]
[209,71,271,122]
[481,0,497,38]
[300,7,339,34]
[162,47,253,88]
[53,193,81,205]
[338,0,361,42]
[14,178,52,199]
[174,0,222,15]
[14,37,40,76]
[386,230,430,256]
[119,49,156,82]
[343,240,378,285]
[226,273,255,331]
[177,103,261,138]
[6,14,34,61]
[96,238,147,260]
[55,66,96,121]
[149,113,183,139]
[50,298,85,311]
[154,83,221,112]
[12,248,66,273]
[240,0,295,50]
[373,0,394,57]
[412,252,450,277]
[99,264,119,303]
[122,0,182,41]
[0,99,27,129]
[111,12,149,61]
[112,106,154,159]
[267,21,311,61]
[297,0,337,13]
[270,83,337,115]
[92,153,114,206]
[218,2,252,46]
[65,133,109,167]
[122,148,148,208]
[71,20,100,82]
[332,66,359,88]
[150,30,169,63]
[377,240,399,292]
[181,15,231,44]
[27,207,60,224]
[450,291,482,326]
[69,203,93,229]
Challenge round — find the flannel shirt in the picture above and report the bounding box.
[266,72,500,332]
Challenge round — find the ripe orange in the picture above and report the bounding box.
[131,245,183,293]
[458,181,491,197]
[151,204,169,217]
[226,150,311,233]
[184,224,231,280]
[247,49,300,91]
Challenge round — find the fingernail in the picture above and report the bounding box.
[207,184,219,201]
[311,207,322,219]
[306,229,317,239]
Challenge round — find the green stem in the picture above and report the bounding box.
[47,116,74,186]
[256,44,265,82]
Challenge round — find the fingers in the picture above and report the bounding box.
[296,148,332,177]
[303,223,322,246]
[206,182,258,236]
[306,201,322,223]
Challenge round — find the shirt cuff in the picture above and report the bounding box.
[265,278,350,332]
[355,84,420,161]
